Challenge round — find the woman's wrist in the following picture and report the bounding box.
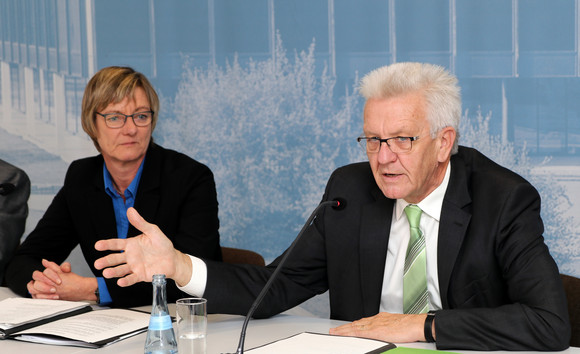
[87,277,99,302]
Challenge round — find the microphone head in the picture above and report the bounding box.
[332,198,347,211]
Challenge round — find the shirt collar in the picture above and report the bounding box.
[395,160,452,222]
[103,157,146,198]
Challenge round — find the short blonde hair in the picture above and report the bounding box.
[81,66,159,151]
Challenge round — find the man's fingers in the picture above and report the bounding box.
[329,321,369,337]
[329,322,355,336]
[127,207,157,235]
[117,273,140,287]
[94,252,127,270]
[101,264,132,279]
[95,238,128,252]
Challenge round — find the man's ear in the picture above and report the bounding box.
[437,127,456,162]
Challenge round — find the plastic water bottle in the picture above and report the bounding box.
[144,274,178,354]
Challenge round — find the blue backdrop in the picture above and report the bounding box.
[0,1,578,301]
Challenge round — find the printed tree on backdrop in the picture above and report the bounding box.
[157,33,577,268]
[157,34,362,259]
[459,109,579,272]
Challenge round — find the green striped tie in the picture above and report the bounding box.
[403,205,429,314]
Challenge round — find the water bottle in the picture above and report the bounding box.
[144,274,178,354]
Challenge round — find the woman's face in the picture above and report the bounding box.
[95,87,152,167]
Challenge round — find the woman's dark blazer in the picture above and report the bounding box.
[6,143,221,307]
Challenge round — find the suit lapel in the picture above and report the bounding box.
[87,160,117,239]
[359,189,394,317]
[437,157,472,309]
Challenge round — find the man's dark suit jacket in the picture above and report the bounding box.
[0,159,30,285]
[202,146,570,351]
[5,143,221,307]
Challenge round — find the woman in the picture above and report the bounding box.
[5,66,222,307]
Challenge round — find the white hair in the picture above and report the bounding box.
[359,62,461,154]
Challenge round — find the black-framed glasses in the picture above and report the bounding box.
[96,111,154,129]
[357,136,420,154]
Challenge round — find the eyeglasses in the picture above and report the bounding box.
[96,111,154,129]
[357,136,420,154]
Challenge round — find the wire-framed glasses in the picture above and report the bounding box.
[357,136,420,154]
[97,111,154,129]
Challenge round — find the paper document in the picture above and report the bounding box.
[246,332,396,354]
[0,297,150,348]
[0,297,90,330]
[16,308,149,346]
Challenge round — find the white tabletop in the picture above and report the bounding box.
[0,287,578,354]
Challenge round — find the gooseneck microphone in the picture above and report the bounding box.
[227,198,346,354]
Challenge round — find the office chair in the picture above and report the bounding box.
[221,247,265,266]
[561,273,580,347]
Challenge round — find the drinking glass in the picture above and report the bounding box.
[176,297,207,354]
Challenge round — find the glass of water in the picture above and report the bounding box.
[176,297,207,354]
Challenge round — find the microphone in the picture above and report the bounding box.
[333,197,347,211]
[0,183,15,196]
[227,198,346,354]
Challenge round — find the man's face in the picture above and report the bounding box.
[363,91,453,204]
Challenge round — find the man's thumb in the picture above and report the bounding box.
[127,207,148,232]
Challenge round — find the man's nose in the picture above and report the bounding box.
[376,141,397,164]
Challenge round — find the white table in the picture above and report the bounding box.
[0,287,578,354]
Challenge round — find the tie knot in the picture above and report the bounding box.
[404,205,422,228]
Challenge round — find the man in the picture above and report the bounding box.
[0,159,30,284]
[94,62,570,350]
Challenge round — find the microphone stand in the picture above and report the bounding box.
[228,199,339,354]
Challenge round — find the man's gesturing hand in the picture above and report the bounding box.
[94,207,192,287]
